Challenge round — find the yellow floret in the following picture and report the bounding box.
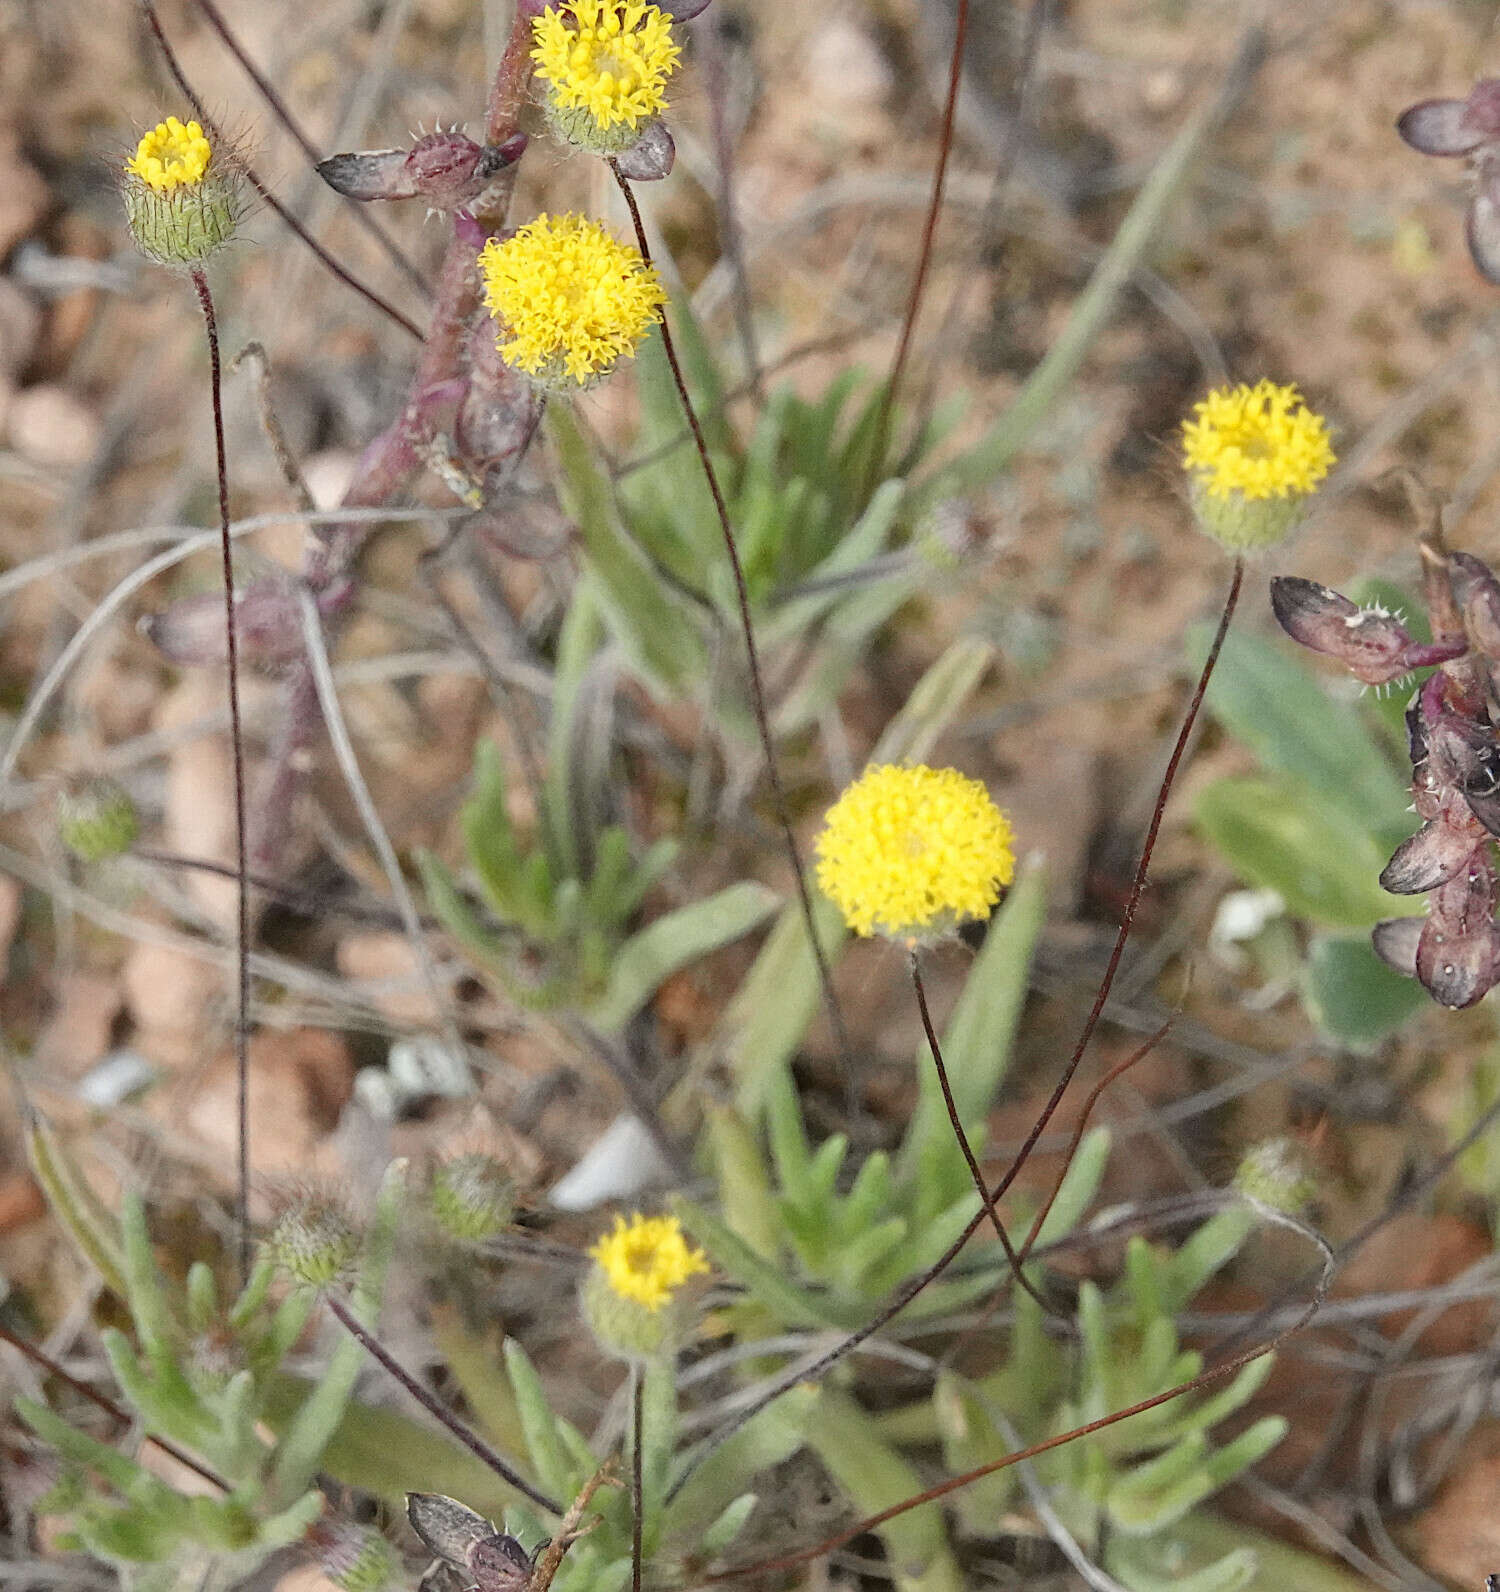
[478,213,665,388]
[589,1213,709,1313]
[815,764,1016,942]
[127,116,213,192]
[1181,380,1335,502]
[532,1,680,133]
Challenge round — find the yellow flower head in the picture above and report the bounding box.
[1181,381,1334,552]
[121,114,245,268]
[815,764,1016,943]
[589,1212,709,1313]
[532,1,680,151]
[478,213,665,388]
[126,116,212,192]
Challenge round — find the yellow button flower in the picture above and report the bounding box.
[478,213,665,388]
[1182,380,1335,552]
[589,1212,709,1312]
[126,116,212,191]
[815,764,1016,943]
[532,1,680,153]
[121,114,245,268]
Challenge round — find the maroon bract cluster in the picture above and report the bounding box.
[1271,556,1500,1009]
[316,129,528,213]
[1397,79,1500,283]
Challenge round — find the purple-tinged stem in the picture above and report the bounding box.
[190,266,252,1284]
[992,560,1244,1231]
[909,950,1051,1315]
[866,0,970,494]
[630,1364,645,1592]
[0,1322,228,1492]
[608,163,854,1071]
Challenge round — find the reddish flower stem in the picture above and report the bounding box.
[909,951,1051,1315]
[609,162,854,1071]
[190,266,252,1283]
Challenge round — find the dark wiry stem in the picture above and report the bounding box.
[908,951,1051,1315]
[699,1225,1330,1584]
[866,0,970,494]
[669,561,1245,1498]
[981,561,1244,1227]
[323,1291,561,1516]
[608,164,854,1070]
[0,1322,228,1492]
[1016,1022,1173,1264]
[140,1,423,341]
[189,0,430,300]
[630,1365,645,1592]
[190,267,252,1284]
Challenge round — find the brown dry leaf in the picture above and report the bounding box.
[1335,1211,1494,1357]
[122,941,221,1069]
[0,872,22,972]
[5,385,98,470]
[336,931,439,1026]
[0,127,46,259]
[33,972,121,1081]
[1408,1441,1500,1588]
[167,1029,355,1212]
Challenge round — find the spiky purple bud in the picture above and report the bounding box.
[1398,80,1500,156]
[142,578,305,669]
[317,131,525,211]
[1450,551,1500,658]
[1415,852,1500,1008]
[1269,576,1465,685]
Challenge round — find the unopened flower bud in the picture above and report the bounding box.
[57,780,139,862]
[309,1520,401,1592]
[429,1154,514,1244]
[142,578,306,670]
[1234,1137,1316,1216]
[1269,577,1465,685]
[122,116,247,269]
[268,1191,362,1289]
[317,130,526,212]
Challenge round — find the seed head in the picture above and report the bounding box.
[582,1211,708,1360]
[121,115,247,269]
[267,1190,362,1289]
[309,1520,401,1592]
[477,213,664,388]
[532,1,681,154]
[428,1154,514,1244]
[814,764,1016,943]
[1181,381,1335,552]
[1234,1137,1316,1216]
[57,779,139,862]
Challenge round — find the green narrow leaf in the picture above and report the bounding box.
[548,404,706,692]
[1194,775,1418,928]
[805,1393,963,1592]
[673,1196,848,1329]
[503,1338,578,1500]
[1194,626,1408,830]
[589,882,779,1033]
